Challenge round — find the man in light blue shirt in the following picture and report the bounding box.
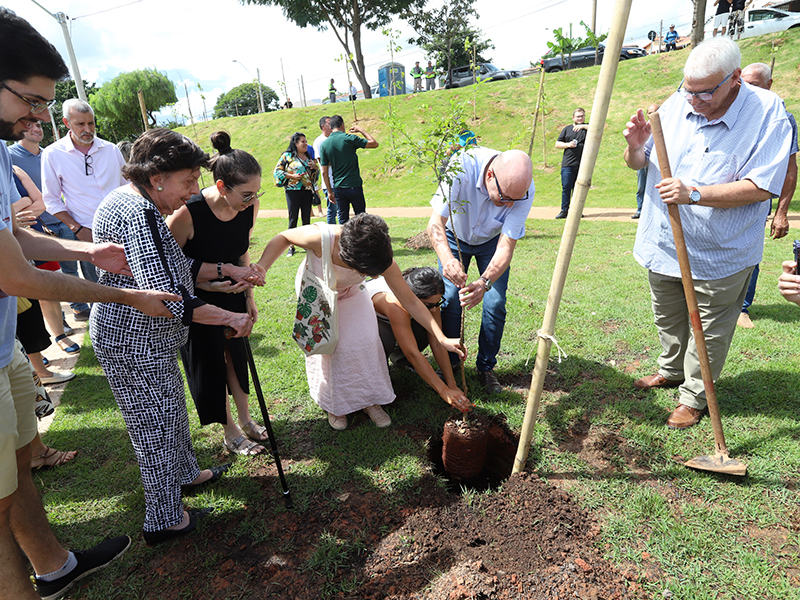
[428,147,534,393]
[623,37,791,429]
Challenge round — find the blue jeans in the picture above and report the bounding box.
[43,221,91,313]
[742,263,759,313]
[332,187,366,224]
[636,167,647,212]
[560,166,578,212]
[322,190,338,225]
[439,230,509,372]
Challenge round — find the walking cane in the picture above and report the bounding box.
[648,106,747,477]
[227,329,294,507]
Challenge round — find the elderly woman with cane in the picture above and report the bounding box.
[90,129,260,545]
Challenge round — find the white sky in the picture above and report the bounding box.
[5,0,700,122]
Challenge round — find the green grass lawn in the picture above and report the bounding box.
[177,32,800,214]
[40,215,800,599]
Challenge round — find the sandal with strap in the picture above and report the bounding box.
[224,434,265,456]
[31,447,77,470]
[55,333,80,354]
[241,420,268,442]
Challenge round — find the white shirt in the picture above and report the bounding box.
[41,134,127,228]
[313,132,329,162]
[430,147,534,245]
[634,82,792,280]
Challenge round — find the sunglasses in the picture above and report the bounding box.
[228,187,265,205]
[0,81,56,114]
[84,154,93,176]
[421,298,444,309]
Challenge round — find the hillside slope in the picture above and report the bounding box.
[178,32,800,211]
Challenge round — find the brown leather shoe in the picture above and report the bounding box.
[666,404,706,429]
[478,370,503,394]
[633,373,684,390]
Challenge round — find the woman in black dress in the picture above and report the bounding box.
[167,131,268,455]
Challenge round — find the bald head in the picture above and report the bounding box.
[741,62,772,90]
[489,150,533,201]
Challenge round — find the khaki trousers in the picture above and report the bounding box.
[648,266,754,410]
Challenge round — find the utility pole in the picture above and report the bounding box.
[30,1,86,101]
[592,0,599,66]
[280,58,288,104]
[233,60,265,113]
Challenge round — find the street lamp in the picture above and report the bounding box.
[232,59,265,113]
[30,1,86,101]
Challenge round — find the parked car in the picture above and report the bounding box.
[444,63,522,89]
[705,7,800,39]
[540,43,647,73]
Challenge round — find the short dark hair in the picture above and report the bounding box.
[329,115,344,130]
[123,128,210,188]
[0,9,69,83]
[318,116,330,130]
[402,267,444,299]
[338,213,393,277]
[208,130,261,188]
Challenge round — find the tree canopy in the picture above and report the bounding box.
[90,69,178,140]
[240,0,425,99]
[213,82,279,119]
[404,0,493,74]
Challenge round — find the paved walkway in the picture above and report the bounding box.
[260,206,800,224]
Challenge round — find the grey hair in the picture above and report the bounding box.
[743,62,771,81]
[683,37,741,81]
[62,98,94,121]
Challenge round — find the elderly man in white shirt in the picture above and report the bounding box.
[427,147,534,394]
[623,37,791,429]
[41,98,126,284]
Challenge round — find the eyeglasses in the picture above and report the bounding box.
[493,175,529,203]
[0,81,56,114]
[677,71,733,103]
[421,298,444,309]
[228,187,265,205]
[84,154,93,176]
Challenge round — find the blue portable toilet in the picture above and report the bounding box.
[378,62,405,97]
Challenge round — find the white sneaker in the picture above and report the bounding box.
[363,404,391,428]
[327,412,347,430]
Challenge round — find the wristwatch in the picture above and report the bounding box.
[689,186,701,205]
[479,276,492,291]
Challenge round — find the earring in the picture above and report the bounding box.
[157,186,163,191]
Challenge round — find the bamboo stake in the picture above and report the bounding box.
[540,97,547,168]
[528,68,546,158]
[137,89,149,132]
[513,0,635,473]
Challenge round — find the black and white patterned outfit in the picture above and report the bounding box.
[90,186,203,533]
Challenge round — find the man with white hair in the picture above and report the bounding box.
[41,98,126,286]
[736,62,798,328]
[623,38,792,429]
[427,148,535,394]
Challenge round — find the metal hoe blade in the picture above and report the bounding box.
[684,453,747,477]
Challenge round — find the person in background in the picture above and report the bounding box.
[9,119,91,324]
[313,115,336,223]
[319,115,378,224]
[349,83,357,102]
[275,132,319,257]
[425,61,437,91]
[736,62,797,329]
[664,25,679,52]
[256,214,464,431]
[367,267,471,412]
[712,0,732,37]
[554,108,588,219]
[90,128,259,545]
[167,131,268,457]
[778,260,800,306]
[328,79,337,104]
[411,61,423,93]
[41,98,127,287]
[632,166,647,219]
[283,98,293,109]
[116,140,132,162]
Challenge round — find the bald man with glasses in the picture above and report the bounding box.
[623,37,792,429]
[427,147,534,394]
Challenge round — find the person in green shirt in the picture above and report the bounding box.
[411,61,423,93]
[319,115,378,223]
[328,79,336,104]
[425,61,437,91]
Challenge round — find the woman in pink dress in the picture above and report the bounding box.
[257,214,464,430]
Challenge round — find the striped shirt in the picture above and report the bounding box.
[634,81,792,280]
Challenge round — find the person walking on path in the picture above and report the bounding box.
[623,37,792,430]
[554,108,588,219]
[319,115,378,224]
[427,148,534,394]
[736,62,798,329]
[411,62,423,93]
[425,62,437,91]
